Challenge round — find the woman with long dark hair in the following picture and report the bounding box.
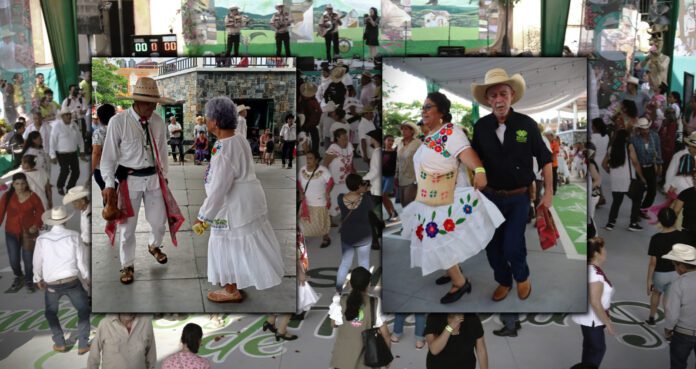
[329,266,390,369]
[602,129,645,231]
[0,172,44,292]
[22,130,50,178]
[363,7,380,60]
[162,323,211,369]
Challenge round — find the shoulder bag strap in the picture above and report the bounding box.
[303,167,319,195]
[626,145,635,180]
[369,296,375,329]
[338,193,361,231]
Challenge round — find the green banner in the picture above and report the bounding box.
[541,0,570,56]
[39,0,79,102]
[664,0,680,87]
[426,78,440,93]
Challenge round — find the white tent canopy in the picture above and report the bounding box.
[387,58,587,115]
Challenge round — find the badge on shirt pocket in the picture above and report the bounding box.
[516,129,528,143]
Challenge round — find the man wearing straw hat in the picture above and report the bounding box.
[100,76,184,285]
[623,75,650,118]
[664,131,696,195]
[470,68,553,308]
[224,6,247,57]
[236,104,249,139]
[298,82,321,152]
[33,206,90,355]
[50,107,86,196]
[319,4,342,62]
[270,4,292,57]
[662,243,696,368]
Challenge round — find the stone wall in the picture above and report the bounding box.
[156,70,296,135]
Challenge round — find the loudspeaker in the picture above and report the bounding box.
[297,57,315,71]
[437,46,466,56]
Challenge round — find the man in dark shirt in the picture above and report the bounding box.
[471,68,553,314]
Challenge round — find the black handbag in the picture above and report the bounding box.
[626,146,645,200]
[362,297,393,368]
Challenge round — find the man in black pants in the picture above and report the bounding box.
[224,7,247,57]
[279,113,296,169]
[270,4,291,57]
[630,117,663,231]
[50,108,86,195]
[319,4,341,62]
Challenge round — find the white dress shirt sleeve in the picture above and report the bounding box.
[76,234,90,280]
[49,125,58,159]
[100,116,121,188]
[156,120,169,178]
[197,154,234,223]
[32,240,44,283]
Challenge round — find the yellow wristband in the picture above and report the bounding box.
[445,325,453,333]
[474,167,486,174]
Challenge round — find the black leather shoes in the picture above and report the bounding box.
[440,280,472,304]
[435,266,462,285]
[493,326,518,337]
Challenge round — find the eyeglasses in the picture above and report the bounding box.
[422,104,435,111]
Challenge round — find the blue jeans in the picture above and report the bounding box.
[483,192,530,286]
[670,331,696,369]
[501,313,520,330]
[336,241,371,292]
[392,313,426,340]
[5,232,32,283]
[580,325,606,367]
[44,279,91,348]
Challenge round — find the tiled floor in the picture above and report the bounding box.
[91,159,297,313]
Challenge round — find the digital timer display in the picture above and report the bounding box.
[132,34,178,57]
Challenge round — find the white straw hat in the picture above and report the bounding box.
[471,68,526,107]
[41,206,75,226]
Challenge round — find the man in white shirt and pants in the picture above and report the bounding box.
[50,107,86,196]
[280,113,297,169]
[237,104,249,139]
[100,77,172,284]
[34,206,91,354]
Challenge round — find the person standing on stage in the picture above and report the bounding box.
[224,6,248,57]
[270,4,292,57]
[470,68,553,304]
[363,7,380,61]
[319,4,342,62]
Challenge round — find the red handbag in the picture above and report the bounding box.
[536,204,559,250]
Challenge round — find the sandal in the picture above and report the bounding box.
[390,335,399,343]
[415,340,425,350]
[148,246,168,264]
[120,266,134,284]
[207,288,247,303]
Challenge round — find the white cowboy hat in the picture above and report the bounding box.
[662,243,696,266]
[325,4,334,9]
[685,132,696,148]
[330,67,346,83]
[121,77,174,104]
[0,27,15,39]
[62,186,90,205]
[275,3,284,8]
[41,206,75,226]
[471,68,526,107]
[237,104,250,112]
[300,82,318,98]
[635,117,651,129]
[322,101,338,113]
[229,6,239,11]
[626,76,640,86]
[400,121,421,135]
[344,97,363,111]
[59,107,72,116]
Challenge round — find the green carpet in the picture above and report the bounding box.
[553,182,587,255]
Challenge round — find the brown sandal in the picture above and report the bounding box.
[148,246,168,264]
[120,266,134,284]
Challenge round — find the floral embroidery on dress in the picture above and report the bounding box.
[328,147,352,183]
[301,168,325,180]
[415,193,479,240]
[423,123,455,158]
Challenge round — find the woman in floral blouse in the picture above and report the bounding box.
[323,128,355,221]
[401,92,504,304]
[162,323,211,369]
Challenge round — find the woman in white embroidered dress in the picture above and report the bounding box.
[298,150,333,247]
[402,92,504,304]
[323,128,354,220]
[192,97,284,303]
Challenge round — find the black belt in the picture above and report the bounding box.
[483,186,529,197]
[115,165,156,180]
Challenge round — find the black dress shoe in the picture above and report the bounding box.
[262,321,278,333]
[440,280,472,304]
[493,326,518,337]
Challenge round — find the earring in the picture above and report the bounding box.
[439,118,443,124]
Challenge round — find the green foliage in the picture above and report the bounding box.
[91,58,129,106]
[384,98,475,139]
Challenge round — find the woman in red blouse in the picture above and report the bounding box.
[0,172,44,292]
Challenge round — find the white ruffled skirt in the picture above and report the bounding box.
[297,282,320,312]
[207,215,284,290]
[402,187,505,276]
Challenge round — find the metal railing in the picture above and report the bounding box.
[202,57,292,68]
[158,58,198,76]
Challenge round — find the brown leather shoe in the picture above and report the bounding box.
[492,285,512,302]
[78,346,90,355]
[207,288,247,303]
[52,344,67,352]
[517,279,532,300]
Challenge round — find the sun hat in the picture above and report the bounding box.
[471,68,526,107]
[63,186,90,205]
[41,206,75,226]
[400,121,421,135]
[322,101,338,113]
[121,77,174,104]
[330,67,346,83]
[635,117,651,129]
[685,132,696,148]
[300,82,318,98]
[662,243,696,266]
